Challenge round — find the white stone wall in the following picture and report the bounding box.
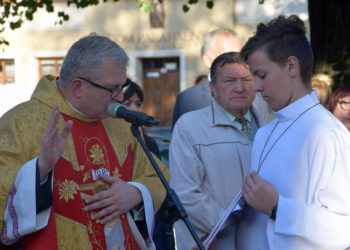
[0,0,308,117]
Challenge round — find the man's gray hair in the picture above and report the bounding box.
[59,33,128,85]
[200,28,239,57]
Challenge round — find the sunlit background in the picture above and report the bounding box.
[0,0,308,120]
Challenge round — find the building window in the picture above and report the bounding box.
[0,59,15,85]
[150,2,165,28]
[38,58,63,77]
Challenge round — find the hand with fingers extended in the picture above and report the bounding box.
[243,171,279,217]
[82,175,143,224]
[38,105,73,182]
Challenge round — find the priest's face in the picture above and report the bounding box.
[78,58,127,119]
[210,62,255,117]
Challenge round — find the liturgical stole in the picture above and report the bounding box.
[24,115,139,250]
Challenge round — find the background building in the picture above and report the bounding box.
[0,0,308,125]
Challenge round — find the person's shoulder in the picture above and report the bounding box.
[292,105,349,142]
[308,104,337,125]
[103,118,137,146]
[175,105,210,129]
[0,99,50,140]
[172,79,211,126]
[104,117,132,132]
[309,109,350,145]
[1,99,44,123]
[313,106,349,131]
[178,79,210,98]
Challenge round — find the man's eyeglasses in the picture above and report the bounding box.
[78,77,127,97]
[337,99,350,111]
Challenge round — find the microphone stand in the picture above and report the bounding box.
[130,122,205,250]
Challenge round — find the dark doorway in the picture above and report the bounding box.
[141,57,180,126]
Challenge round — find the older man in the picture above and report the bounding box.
[0,34,168,249]
[172,28,242,127]
[169,52,272,249]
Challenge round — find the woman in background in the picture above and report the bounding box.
[122,79,160,157]
[122,79,175,250]
[328,84,350,131]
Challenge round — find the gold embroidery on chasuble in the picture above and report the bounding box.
[89,144,106,165]
[55,214,92,250]
[82,137,112,179]
[102,119,135,172]
[58,179,79,202]
[83,172,91,182]
[51,114,137,249]
[0,76,140,249]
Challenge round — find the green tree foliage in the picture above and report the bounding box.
[0,0,215,45]
[2,0,348,88]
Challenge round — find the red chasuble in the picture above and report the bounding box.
[24,115,140,250]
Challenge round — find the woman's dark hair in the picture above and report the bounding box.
[123,78,144,103]
[328,84,350,112]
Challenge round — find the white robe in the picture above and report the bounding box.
[237,91,350,249]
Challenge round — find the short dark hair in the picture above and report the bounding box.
[241,15,314,85]
[123,79,144,103]
[210,51,244,83]
[328,84,350,112]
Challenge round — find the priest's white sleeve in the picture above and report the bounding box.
[103,181,155,250]
[128,182,154,239]
[1,158,51,245]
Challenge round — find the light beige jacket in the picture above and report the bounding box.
[169,96,273,250]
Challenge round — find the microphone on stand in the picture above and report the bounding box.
[112,101,205,250]
[107,103,160,127]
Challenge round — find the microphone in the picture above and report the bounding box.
[107,103,160,127]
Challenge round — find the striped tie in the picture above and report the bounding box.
[235,117,252,134]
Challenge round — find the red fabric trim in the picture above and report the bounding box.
[24,208,57,250]
[23,115,140,250]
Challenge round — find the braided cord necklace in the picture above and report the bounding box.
[257,102,320,173]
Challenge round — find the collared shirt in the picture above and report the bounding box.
[221,106,258,140]
[224,109,253,131]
